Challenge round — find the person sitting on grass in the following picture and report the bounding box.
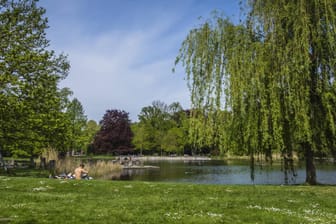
[74,163,88,180]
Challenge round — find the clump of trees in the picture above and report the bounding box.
[175,0,336,184]
[131,101,186,155]
[131,100,215,156]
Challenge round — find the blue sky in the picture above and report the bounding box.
[38,0,241,122]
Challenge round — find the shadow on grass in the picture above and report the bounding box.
[0,168,50,178]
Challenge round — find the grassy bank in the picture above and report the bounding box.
[0,177,335,223]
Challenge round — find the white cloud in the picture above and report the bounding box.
[60,22,190,122]
[40,0,242,122]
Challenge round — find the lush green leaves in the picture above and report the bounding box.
[132,101,190,155]
[65,98,88,153]
[176,0,336,184]
[0,0,72,158]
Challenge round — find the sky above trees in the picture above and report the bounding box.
[37,0,240,122]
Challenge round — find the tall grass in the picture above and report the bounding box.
[86,160,122,179]
[56,157,77,175]
[40,147,58,163]
[40,148,75,174]
[40,148,122,178]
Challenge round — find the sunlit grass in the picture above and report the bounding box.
[0,177,335,223]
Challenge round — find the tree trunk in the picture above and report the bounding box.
[250,151,255,184]
[304,142,317,185]
[0,146,8,172]
[29,156,36,168]
[40,157,47,169]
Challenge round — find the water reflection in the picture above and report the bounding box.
[118,160,336,185]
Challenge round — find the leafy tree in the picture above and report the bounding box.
[0,0,70,160]
[137,100,171,155]
[83,120,100,154]
[134,101,191,155]
[161,127,184,154]
[250,0,336,185]
[65,98,87,154]
[131,122,147,155]
[175,1,336,184]
[93,109,133,155]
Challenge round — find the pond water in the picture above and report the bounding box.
[119,160,336,185]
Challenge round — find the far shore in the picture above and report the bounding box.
[137,156,211,161]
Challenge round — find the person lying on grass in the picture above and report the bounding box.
[74,164,89,180]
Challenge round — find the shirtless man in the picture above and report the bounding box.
[74,164,88,180]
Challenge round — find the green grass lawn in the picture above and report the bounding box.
[0,176,335,224]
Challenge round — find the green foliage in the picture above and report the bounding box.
[133,101,190,155]
[83,120,100,154]
[0,0,77,158]
[161,127,184,153]
[175,1,336,184]
[131,122,147,155]
[0,177,335,223]
[65,98,88,153]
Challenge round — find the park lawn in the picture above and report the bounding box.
[0,177,335,224]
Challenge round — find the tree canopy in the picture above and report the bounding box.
[93,109,133,155]
[132,101,192,155]
[0,0,71,159]
[175,0,336,184]
[65,98,88,154]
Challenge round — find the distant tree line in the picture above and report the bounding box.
[89,101,217,156]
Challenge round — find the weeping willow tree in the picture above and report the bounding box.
[175,1,336,185]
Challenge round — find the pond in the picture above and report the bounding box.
[119,159,336,185]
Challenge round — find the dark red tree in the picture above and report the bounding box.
[93,109,133,155]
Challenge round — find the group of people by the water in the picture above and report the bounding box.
[53,163,92,180]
